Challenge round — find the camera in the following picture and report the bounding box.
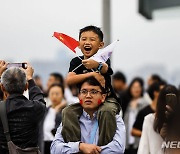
[6,63,27,69]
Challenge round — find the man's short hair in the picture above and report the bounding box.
[79,25,104,42]
[1,67,26,94]
[113,71,126,83]
[78,76,105,94]
[147,82,161,100]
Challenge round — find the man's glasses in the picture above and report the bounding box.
[80,89,102,96]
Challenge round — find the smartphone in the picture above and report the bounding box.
[166,93,177,109]
[6,63,27,69]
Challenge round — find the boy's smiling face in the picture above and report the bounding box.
[79,31,104,59]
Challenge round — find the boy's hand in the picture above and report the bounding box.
[91,72,105,88]
[82,59,99,70]
[79,143,101,154]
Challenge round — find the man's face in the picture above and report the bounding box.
[79,31,104,59]
[113,79,125,92]
[78,82,106,112]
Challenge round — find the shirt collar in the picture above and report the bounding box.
[82,109,97,120]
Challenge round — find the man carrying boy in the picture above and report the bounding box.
[51,76,125,154]
[62,25,121,146]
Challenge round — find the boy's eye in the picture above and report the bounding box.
[81,38,86,41]
[90,38,96,41]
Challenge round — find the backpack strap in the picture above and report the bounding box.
[0,101,11,142]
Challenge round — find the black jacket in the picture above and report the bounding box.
[0,79,46,153]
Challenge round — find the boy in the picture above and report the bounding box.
[62,25,121,146]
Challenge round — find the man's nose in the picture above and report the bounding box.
[86,92,92,97]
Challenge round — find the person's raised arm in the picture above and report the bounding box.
[0,60,7,77]
[66,71,105,88]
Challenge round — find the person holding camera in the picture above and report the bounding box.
[0,60,46,153]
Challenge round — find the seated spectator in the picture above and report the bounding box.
[51,76,126,154]
[43,83,66,154]
[0,60,46,153]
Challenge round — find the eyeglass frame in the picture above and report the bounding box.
[79,89,103,96]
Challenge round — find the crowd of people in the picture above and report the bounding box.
[0,25,179,154]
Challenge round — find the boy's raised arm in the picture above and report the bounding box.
[66,72,105,88]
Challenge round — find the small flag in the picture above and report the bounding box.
[53,32,79,53]
[89,40,119,63]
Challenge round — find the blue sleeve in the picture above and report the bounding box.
[50,123,81,154]
[100,115,126,154]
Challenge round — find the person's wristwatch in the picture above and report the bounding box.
[97,62,103,72]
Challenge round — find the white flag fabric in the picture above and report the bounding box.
[89,40,119,63]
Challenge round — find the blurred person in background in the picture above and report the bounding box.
[131,82,165,138]
[123,77,148,154]
[0,60,46,153]
[43,83,66,154]
[33,74,44,92]
[138,85,179,154]
[112,71,127,98]
[46,72,78,106]
[144,74,163,104]
[160,89,180,154]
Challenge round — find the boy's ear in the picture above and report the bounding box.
[99,42,104,49]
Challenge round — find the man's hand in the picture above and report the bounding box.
[0,60,7,76]
[23,63,34,81]
[82,59,99,70]
[79,143,101,154]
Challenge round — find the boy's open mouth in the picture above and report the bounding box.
[84,46,92,51]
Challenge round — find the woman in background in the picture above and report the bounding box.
[138,85,179,154]
[43,83,66,154]
[124,77,148,154]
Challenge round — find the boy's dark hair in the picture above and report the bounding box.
[78,76,105,94]
[79,25,103,42]
[113,71,126,83]
[50,73,64,85]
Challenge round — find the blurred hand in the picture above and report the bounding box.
[54,100,67,113]
[82,59,99,70]
[23,62,34,80]
[79,143,101,154]
[0,60,7,76]
[160,123,167,140]
[165,105,173,119]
